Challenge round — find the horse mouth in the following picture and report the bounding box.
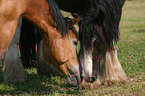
[66,73,83,87]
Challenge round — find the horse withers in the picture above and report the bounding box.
[0,0,83,86]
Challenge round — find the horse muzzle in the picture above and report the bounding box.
[83,75,96,83]
[67,73,83,87]
[81,71,96,83]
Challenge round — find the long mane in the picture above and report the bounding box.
[47,0,69,36]
[79,0,122,52]
[19,19,41,68]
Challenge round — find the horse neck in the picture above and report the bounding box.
[24,0,61,44]
[55,0,87,14]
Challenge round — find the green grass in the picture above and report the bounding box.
[0,0,145,95]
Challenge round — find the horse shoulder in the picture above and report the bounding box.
[0,0,26,21]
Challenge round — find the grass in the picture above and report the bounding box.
[0,0,145,95]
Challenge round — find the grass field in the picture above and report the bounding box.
[0,0,145,95]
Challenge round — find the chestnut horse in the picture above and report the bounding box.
[0,0,84,86]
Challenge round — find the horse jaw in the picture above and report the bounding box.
[64,52,82,86]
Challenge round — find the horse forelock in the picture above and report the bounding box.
[47,0,69,37]
[79,0,122,53]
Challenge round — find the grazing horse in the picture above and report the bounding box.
[0,0,84,86]
[55,0,127,85]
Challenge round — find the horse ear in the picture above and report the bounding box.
[67,16,81,28]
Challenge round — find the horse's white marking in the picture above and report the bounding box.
[82,50,93,77]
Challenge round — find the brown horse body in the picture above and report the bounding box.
[0,0,82,86]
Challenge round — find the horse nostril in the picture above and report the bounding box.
[67,73,83,86]
[88,76,96,83]
[84,75,96,83]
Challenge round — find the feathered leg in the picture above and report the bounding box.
[101,45,127,85]
[4,19,27,83]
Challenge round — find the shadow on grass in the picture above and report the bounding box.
[0,71,81,95]
[133,29,145,33]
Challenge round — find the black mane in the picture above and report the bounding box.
[47,0,69,37]
[19,19,39,68]
[79,0,122,52]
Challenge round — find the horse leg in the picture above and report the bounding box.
[3,19,27,83]
[101,45,127,85]
[0,20,18,75]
